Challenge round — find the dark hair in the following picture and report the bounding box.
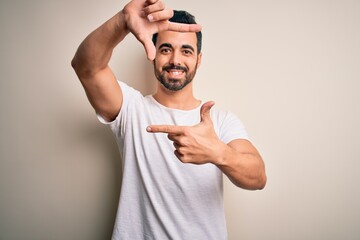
[152,10,202,53]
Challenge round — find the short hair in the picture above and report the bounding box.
[152,10,202,53]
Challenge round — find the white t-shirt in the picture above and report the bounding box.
[99,81,248,240]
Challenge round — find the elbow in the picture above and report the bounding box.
[252,166,267,190]
[71,57,77,70]
[256,172,267,190]
[241,170,267,191]
[71,56,80,77]
[71,56,92,80]
[71,56,82,74]
[231,173,267,190]
[246,174,267,191]
[254,158,267,190]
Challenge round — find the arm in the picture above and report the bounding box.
[216,139,266,190]
[71,0,202,121]
[147,101,267,190]
[71,12,126,122]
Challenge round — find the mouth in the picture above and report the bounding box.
[163,65,187,78]
[167,69,185,78]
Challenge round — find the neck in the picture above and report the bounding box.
[153,83,200,110]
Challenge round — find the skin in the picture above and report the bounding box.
[154,31,200,92]
[71,0,266,190]
[152,30,202,109]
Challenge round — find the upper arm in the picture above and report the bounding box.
[77,66,123,122]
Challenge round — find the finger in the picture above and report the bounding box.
[168,134,180,142]
[200,101,215,123]
[147,8,174,22]
[167,22,202,33]
[170,134,190,146]
[136,33,156,60]
[174,150,184,161]
[143,39,156,60]
[145,0,158,5]
[143,0,165,16]
[147,125,184,134]
[173,141,181,149]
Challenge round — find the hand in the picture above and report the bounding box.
[122,0,202,60]
[147,101,226,165]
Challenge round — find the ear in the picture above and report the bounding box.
[196,52,202,69]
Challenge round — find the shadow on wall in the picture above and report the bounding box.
[59,50,157,239]
[59,112,123,239]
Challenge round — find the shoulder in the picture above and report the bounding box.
[210,107,239,125]
[118,81,142,98]
[210,107,249,143]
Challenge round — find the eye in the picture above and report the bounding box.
[183,49,193,55]
[160,48,171,54]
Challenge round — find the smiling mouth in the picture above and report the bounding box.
[163,65,187,78]
[163,64,187,71]
[167,70,184,77]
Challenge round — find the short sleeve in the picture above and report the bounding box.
[213,110,249,144]
[96,80,143,133]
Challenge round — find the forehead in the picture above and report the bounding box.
[156,31,197,49]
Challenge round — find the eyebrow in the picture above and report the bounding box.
[158,43,195,52]
[158,43,172,49]
[182,44,195,52]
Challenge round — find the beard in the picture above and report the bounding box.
[154,62,198,92]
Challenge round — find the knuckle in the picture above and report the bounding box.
[181,156,191,163]
[182,128,191,136]
[175,23,183,32]
[176,146,182,153]
[165,9,174,18]
[149,9,172,22]
[158,1,165,10]
[179,138,190,147]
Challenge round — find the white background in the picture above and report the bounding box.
[1,0,359,239]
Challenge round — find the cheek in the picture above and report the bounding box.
[154,58,167,70]
[187,60,199,72]
[153,60,161,73]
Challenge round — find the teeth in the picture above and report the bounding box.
[169,71,183,76]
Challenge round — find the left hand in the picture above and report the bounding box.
[147,101,226,165]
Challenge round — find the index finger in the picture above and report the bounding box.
[146,125,184,134]
[167,22,202,33]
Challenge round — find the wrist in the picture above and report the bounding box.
[116,10,130,35]
[212,141,229,166]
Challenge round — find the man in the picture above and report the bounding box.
[72,0,266,239]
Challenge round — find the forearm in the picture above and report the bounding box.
[71,11,129,77]
[216,140,267,190]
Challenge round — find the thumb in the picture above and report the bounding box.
[200,101,215,123]
[137,34,156,60]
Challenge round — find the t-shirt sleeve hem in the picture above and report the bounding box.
[94,80,130,126]
[96,113,119,125]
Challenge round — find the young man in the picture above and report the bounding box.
[72,0,266,239]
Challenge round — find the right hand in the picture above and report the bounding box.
[122,0,202,60]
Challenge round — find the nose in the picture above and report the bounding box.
[169,51,181,66]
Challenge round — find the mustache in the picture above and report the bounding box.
[162,64,188,72]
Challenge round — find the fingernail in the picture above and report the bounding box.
[146,126,152,132]
[147,14,154,22]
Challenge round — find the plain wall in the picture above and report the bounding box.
[1,0,359,239]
